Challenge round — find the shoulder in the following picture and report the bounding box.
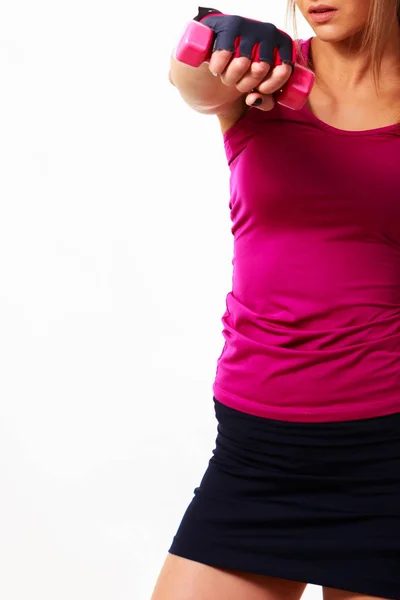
[295,38,313,67]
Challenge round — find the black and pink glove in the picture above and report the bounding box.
[175,7,314,110]
[193,6,296,68]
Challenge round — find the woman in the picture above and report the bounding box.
[152,1,400,598]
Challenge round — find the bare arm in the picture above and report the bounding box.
[169,56,246,114]
[169,56,252,134]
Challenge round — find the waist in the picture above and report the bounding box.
[214,293,400,422]
[223,291,400,352]
[232,233,400,328]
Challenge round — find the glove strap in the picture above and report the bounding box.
[193,6,223,22]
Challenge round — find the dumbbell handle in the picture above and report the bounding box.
[175,20,314,111]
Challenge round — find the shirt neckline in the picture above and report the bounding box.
[298,37,400,137]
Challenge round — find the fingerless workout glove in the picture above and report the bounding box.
[193,6,296,67]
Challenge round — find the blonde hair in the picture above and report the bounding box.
[286,0,400,85]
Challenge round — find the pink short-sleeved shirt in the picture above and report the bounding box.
[212,38,400,422]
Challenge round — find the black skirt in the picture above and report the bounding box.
[169,398,400,599]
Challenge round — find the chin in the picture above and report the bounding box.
[308,24,365,44]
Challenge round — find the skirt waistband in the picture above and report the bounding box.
[213,397,400,447]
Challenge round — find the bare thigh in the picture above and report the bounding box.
[323,587,392,600]
[151,553,307,600]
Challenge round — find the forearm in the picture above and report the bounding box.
[169,55,244,115]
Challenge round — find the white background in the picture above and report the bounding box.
[0,1,317,599]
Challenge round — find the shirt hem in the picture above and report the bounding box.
[212,383,400,423]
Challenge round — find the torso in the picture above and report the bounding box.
[212,38,400,423]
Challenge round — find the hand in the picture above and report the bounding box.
[209,51,293,110]
[199,11,295,110]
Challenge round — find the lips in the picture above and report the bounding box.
[308,4,338,22]
[309,4,337,12]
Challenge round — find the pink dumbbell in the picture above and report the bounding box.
[175,20,314,111]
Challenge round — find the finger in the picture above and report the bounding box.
[213,27,238,54]
[237,36,255,61]
[208,49,234,76]
[245,92,275,111]
[256,63,292,96]
[277,31,295,65]
[260,23,277,65]
[235,60,271,93]
[220,56,252,86]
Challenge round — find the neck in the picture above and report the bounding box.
[310,22,400,90]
